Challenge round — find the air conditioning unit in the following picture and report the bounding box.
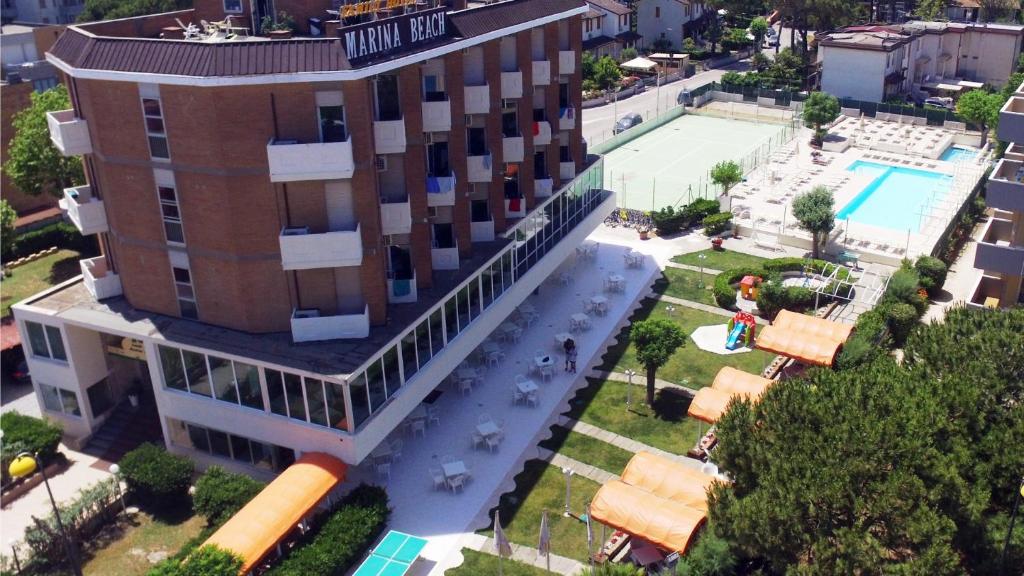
[375,156,388,171]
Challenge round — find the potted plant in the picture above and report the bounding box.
[262,11,295,39]
[711,237,724,250]
[638,226,650,240]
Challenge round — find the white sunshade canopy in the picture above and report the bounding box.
[621,57,658,71]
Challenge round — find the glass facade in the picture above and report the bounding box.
[40,383,81,416]
[171,418,295,472]
[25,321,67,361]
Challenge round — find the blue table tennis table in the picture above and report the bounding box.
[352,530,428,576]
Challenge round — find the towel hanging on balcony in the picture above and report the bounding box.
[533,121,540,136]
[426,177,441,193]
[392,279,411,297]
[483,154,492,169]
[509,197,521,212]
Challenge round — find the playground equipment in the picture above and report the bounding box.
[725,311,757,350]
[739,275,762,301]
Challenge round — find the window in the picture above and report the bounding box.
[87,378,115,416]
[655,6,660,18]
[33,78,57,92]
[159,345,267,412]
[177,420,293,472]
[40,384,80,416]
[318,105,347,143]
[223,0,242,12]
[172,266,198,319]
[158,185,184,244]
[25,321,67,361]
[374,74,401,121]
[141,96,170,159]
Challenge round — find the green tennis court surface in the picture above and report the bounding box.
[603,114,791,211]
[352,531,428,576]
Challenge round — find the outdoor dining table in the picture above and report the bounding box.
[590,295,608,314]
[516,379,539,395]
[519,302,537,315]
[456,368,479,382]
[371,444,392,462]
[570,313,591,331]
[442,460,467,479]
[534,354,555,371]
[554,332,572,348]
[476,421,500,438]
[409,405,427,421]
[607,274,625,292]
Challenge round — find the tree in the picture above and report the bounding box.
[750,52,770,72]
[149,545,243,576]
[802,91,840,145]
[630,318,686,406]
[592,56,622,91]
[707,14,723,54]
[748,17,768,53]
[4,85,85,198]
[710,160,743,195]
[1,200,16,259]
[791,186,835,259]
[620,47,638,62]
[957,89,1003,147]
[914,0,947,20]
[78,0,192,23]
[192,466,264,526]
[979,0,1017,22]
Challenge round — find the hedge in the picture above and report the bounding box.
[914,256,947,298]
[192,466,264,526]
[835,308,889,370]
[651,198,720,235]
[755,280,815,321]
[883,302,919,346]
[702,212,733,236]
[1,411,63,485]
[119,443,194,508]
[268,484,389,576]
[713,266,765,308]
[712,258,853,311]
[3,222,100,261]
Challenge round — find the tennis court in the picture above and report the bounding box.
[604,113,795,211]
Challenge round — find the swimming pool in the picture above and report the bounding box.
[940,146,978,162]
[839,161,953,232]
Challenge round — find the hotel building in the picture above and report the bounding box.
[13,0,615,475]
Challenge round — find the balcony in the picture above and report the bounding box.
[426,175,457,207]
[422,100,452,132]
[60,185,107,235]
[387,271,418,304]
[267,138,354,182]
[81,256,122,300]
[502,135,524,163]
[470,219,495,242]
[534,177,554,198]
[967,274,1010,310]
[431,241,459,270]
[1005,142,1024,162]
[374,118,407,154]
[291,305,370,342]
[46,110,92,156]
[467,154,492,183]
[974,217,1024,277]
[505,197,526,219]
[532,60,551,86]
[559,107,576,130]
[464,84,490,115]
[558,50,576,74]
[500,71,523,99]
[534,121,552,146]
[987,159,1024,213]
[559,161,575,180]
[380,198,412,235]
[279,224,363,270]
[998,95,1024,143]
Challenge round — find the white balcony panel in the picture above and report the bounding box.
[559,161,575,180]
[534,121,552,146]
[998,95,1024,143]
[500,71,523,99]
[431,246,459,270]
[464,84,490,115]
[504,198,526,219]
[374,119,407,154]
[279,225,363,270]
[46,110,92,156]
[532,60,551,86]
[470,220,495,242]
[534,178,554,198]
[291,305,370,342]
[267,138,354,182]
[387,272,417,304]
[426,176,456,207]
[62,185,107,235]
[467,154,493,183]
[380,201,412,235]
[81,256,122,300]
[987,159,1024,213]
[558,107,576,130]
[422,100,452,132]
[558,50,576,74]
[502,136,524,163]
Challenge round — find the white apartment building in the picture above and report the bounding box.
[636,0,707,52]
[582,0,640,59]
[1,0,83,24]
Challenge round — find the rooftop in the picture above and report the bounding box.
[821,19,1024,51]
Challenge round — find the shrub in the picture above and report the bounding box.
[702,212,733,236]
[149,545,243,576]
[883,302,919,346]
[269,484,389,576]
[914,256,948,298]
[713,266,764,309]
[6,221,100,261]
[651,206,687,235]
[761,257,807,274]
[119,443,194,507]
[1,411,63,484]
[755,280,815,320]
[885,268,921,304]
[681,198,720,222]
[193,466,264,526]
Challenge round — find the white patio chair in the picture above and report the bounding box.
[514,374,528,384]
[486,435,501,453]
[448,474,465,494]
[559,271,573,286]
[487,349,504,367]
[496,419,506,441]
[375,461,391,481]
[471,431,485,450]
[540,364,555,383]
[427,405,441,427]
[441,454,455,465]
[512,385,525,405]
[582,299,595,313]
[388,438,404,463]
[430,467,446,491]
[526,390,539,408]
[459,379,473,397]
[478,413,493,425]
[409,419,427,439]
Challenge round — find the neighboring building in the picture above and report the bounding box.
[1,0,84,24]
[13,0,614,475]
[971,81,1024,308]
[819,21,1024,103]
[636,0,708,52]
[946,0,981,22]
[582,0,640,60]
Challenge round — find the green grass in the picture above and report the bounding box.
[672,248,767,271]
[655,267,718,305]
[1,249,81,317]
[566,378,701,455]
[539,425,635,475]
[480,460,601,564]
[598,299,774,389]
[446,549,551,575]
[82,509,205,576]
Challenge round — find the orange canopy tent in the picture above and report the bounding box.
[711,366,773,399]
[687,387,737,424]
[589,480,707,554]
[754,324,844,367]
[772,309,855,344]
[619,452,719,510]
[204,452,347,574]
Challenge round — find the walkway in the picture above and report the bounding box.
[924,217,988,323]
[557,416,704,472]
[458,533,588,575]
[541,451,618,485]
[664,261,723,275]
[591,369,696,396]
[656,293,735,318]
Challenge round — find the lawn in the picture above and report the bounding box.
[81,509,206,576]
[446,549,550,575]
[655,267,718,305]
[539,425,635,475]
[566,378,701,455]
[672,248,767,272]
[480,460,601,564]
[598,299,774,389]
[1,249,81,317]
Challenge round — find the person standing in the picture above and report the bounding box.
[563,338,575,372]
[566,340,578,374]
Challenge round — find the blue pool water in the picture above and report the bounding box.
[839,161,953,232]
[940,146,978,162]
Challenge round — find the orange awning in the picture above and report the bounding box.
[687,387,737,424]
[590,480,706,554]
[711,367,773,399]
[754,325,842,366]
[204,452,347,574]
[772,309,854,344]
[619,452,719,510]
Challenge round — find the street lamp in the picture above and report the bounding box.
[1000,476,1024,575]
[108,463,127,514]
[561,467,574,517]
[625,369,636,410]
[698,253,708,288]
[8,452,83,576]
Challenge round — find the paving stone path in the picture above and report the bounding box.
[663,261,724,275]
[557,416,705,472]
[460,533,588,575]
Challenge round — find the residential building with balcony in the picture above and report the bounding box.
[635,0,709,53]
[582,0,640,60]
[12,0,616,476]
[969,81,1024,309]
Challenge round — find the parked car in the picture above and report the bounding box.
[763,27,780,47]
[677,90,693,106]
[613,113,643,134]
[924,96,955,110]
[9,360,30,384]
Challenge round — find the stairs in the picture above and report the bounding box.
[84,397,164,470]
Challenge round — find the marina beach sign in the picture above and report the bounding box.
[341,7,449,65]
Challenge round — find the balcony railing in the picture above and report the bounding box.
[374,118,407,154]
[534,120,552,146]
[431,240,460,270]
[502,135,524,163]
[46,110,92,156]
[267,138,355,182]
[558,50,576,74]
[559,107,576,130]
[426,175,456,207]
[1004,142,1024,162]
[464,84,490,115]
[60,185,107,235]
[500,71,523,99]
[279,224,363,270]
[998,95,1024,143]
[380,198,412,235]
[967,274,1010,310]
[470,219,495,242]
[987,159,1024,213]
[387,271,417,304]
[81,256,122,300]
[532,60,551,86]
[467,154,492,183]
[422,99,452,132]
[974,217,1024,277]
[559,161,576,180]
[291,305,370,342]
[535,177,554,198]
